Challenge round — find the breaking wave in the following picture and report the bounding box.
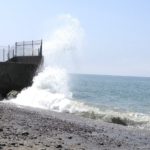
[9,14,87,113]
[6,14,150,129]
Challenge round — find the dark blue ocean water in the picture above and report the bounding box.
[70,74,150,127]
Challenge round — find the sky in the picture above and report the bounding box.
[0,0,150,77]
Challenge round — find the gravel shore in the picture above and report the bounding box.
[0,102,150,150]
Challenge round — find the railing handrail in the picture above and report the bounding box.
[16,40,41,46]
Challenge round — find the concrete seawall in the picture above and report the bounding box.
[0,40,43,98]
[0,56,43,97]
[8,56,43,64]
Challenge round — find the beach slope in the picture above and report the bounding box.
[0,102,150,150]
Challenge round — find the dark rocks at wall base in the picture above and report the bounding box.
[6,90,19,100]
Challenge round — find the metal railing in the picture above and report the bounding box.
[15,40,42,56]
[0,40,42,62]
[0,46,11,62]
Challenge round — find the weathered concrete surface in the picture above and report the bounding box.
[0,56,43,97]
[8,56,43,65]
[0,62,38,97]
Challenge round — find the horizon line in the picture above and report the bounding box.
[69,72,150,78]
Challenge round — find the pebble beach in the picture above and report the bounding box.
[0,102,150,150]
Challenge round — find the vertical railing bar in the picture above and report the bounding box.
[15,42,17,56]
[38,48,39,56]
[32,40,34,56]
[23,41,24,56]
[13,49,14,58]
[39,39,42,56]
[3,48,5,61]
[8,45,10,60]
[8,50,9,60]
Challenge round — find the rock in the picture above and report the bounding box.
[0,144,6,147]
[11,143,16,146]
[99,142,104,145]
[0,128,3,132]
[56,144,62,148]
[117,143,121,147]
[27,145,33,148]
[22,131,29,136]
[68,136,72,139]
[111,117,127,126]
[7,90,19,100]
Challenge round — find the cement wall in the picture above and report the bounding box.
[0,62,39,96]
[8,56,43,65]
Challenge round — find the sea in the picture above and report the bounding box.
[70,74,150,128]
[8,68,150,130]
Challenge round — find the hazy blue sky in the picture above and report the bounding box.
[0,0,150,77]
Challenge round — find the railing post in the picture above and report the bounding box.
[3,48,5,61]
[8,51,9,60]
[8,45,10,60]
[32,40,34,56]
[23,41,25,56]
[15,42,17,56]
[38,48,40,56]
[39,40,42,56]
[13,49,14,58]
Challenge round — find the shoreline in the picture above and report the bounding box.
[0,102,150,150]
